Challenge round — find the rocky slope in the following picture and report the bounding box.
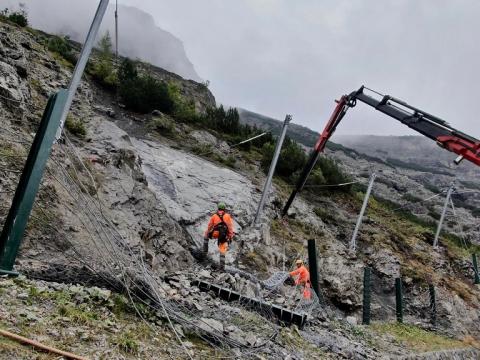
[239,108,480,246]
[1,19,480,359]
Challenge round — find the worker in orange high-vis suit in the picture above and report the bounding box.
[203,202,235,270]
[289,259,312,299]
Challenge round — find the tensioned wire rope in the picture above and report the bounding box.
[9,86,476,355]
[4,16,318,358]
[23,207,182,360]
[44,143,196,358]
[53,149,248,358]
[43,165,276,358]
[47,135,280,357]
[45,159,228,358]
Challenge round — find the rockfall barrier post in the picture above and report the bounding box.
[350,172,376,251]
[433,183,455,248]
[307,239,320,299]
[472,253,480,285]
[395,277,403,323]
[428,284,437,326]
[253,115,291,225]
[0,91,68,273]
[0,0,109,274]
[362,267,372,325]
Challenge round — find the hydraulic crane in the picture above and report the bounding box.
[282,86,480,216]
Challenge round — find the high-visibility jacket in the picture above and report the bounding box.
[289,265,310,286]
[204,211,234,240]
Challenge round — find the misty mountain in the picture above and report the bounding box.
[238,108,479,182]
[335,134,479,180]
[238,108,320,148]
[4,0,202,81]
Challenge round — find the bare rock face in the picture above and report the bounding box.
[320,250,363,311]
[74,118,195,272]
[131,139,259,246]
[370,248,401,278]
[189,130,229,153]
[0,61,26,108]
[0,27,30,114]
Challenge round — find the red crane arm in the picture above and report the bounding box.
[282,86,480,216]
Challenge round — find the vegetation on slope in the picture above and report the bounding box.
[371,323,466,353]
[0,5,28,27]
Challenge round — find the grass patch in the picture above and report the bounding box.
[371,322,465,353]
[110,293,132,315]
[29,77,43,92]
[149,116,175,136]
[314,207,338,224]
[57,303,98,325]
[27,206,56,234]
[191,144,212,156]
[113,329,140,355]
[0,143,26,168]
[65,115,86,139]
[231,311,266,329]
[214,154,236,168]
[368,194,479,259]
[278,327,329,358]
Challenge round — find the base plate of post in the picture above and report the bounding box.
[0,269,20,277]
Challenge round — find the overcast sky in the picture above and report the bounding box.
[7,1,480,137]
[116,0,480,137]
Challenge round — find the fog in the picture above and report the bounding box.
[3,0,201,81]
[5,1,480,137]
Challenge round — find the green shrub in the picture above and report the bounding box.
[316,156,351,188]
[471,208,480,218]
[199,106,272,150]
[424,183,441,194]
[149,116,174,135]
[47,35,77,64]
[314,207,337,224]
[174,98,198,123]
[215,154,236,168]
[1,6,28,27]
[89,32,117,89]
[260,137,351,191]
[118,59,174,114]
[428,210,441,220]
[309,169,326,186]
[192,143,213,155]
[261,137,306,179]
[402,193,422,203]
[65,115,86,138]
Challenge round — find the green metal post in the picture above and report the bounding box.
[362,267,372,325]
[395,277,403,323]
[428,284,436,326]
[307,239,320,298]
[0,90,68,272]
[472,253,480,285]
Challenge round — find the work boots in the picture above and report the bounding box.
[219,254,225,270]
